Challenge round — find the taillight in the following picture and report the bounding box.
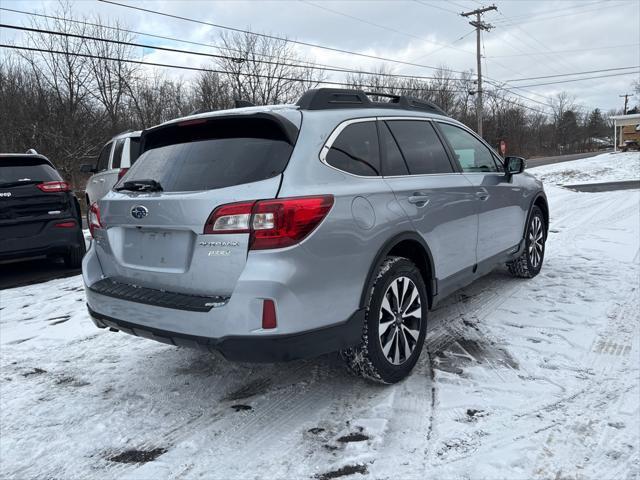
[117,168,129,180]
[204,201,255,234]
[251,196,334,250]
[54,221,77,228]
[88,202,103,238]
[203,195,334,250]
[37,181,71,192]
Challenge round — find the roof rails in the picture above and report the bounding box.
[296,88,447,116]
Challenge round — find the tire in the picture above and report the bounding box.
[507,205,546,278]
[64,243,86,269]
[342,256,428,384]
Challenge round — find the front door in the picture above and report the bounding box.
[436,122,525,262]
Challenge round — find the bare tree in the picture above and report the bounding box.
[215,31,325,105]
[85,16,137,132]
[192,71,234,112]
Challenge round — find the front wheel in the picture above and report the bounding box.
[507,205,546,278]
[342,256,428,384]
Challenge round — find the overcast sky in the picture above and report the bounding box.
[1,0,639,113]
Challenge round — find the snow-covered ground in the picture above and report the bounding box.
[532,151,640,185]
[1,153,639,480]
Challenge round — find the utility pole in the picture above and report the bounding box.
[461,4,497,137]
[619,93,631,114]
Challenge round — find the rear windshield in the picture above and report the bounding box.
[0,157,61,185]
[120,117,294,192]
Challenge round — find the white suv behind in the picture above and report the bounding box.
[81,130,141,206]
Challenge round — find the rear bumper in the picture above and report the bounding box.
[0,219,83,261]
[87,305,364,362]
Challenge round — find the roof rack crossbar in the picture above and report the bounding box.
[296,88,447,116]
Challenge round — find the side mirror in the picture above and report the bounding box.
[504,156,526,175]
[80,164,96,173]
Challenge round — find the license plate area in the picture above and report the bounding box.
[121,227,194,271]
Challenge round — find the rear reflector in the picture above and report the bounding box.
[88,202,103,238]
[54,221,77,228]
[262,299,277,329]
[203,195,334,250]
[37,181,71,192]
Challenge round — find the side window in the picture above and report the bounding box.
[112,139,126,169]
[325,122,380,176]
[96,142,112,172]
[129,137,141,165]
[438,123,497,173]
[379,121,409,176]
[385,120,454,175]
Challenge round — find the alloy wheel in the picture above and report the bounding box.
[528,215,544,268]
[378,276,422,365]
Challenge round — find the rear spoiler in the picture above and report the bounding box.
[140,112,300,153]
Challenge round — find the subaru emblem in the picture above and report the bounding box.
[130,205,149,219]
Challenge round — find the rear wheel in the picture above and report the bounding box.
[507,205,546,278]
[342,256,428,384]
[64,243,85,269]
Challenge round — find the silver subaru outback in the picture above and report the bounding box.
[83,89,547,383]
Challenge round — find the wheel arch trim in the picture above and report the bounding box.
[527,191,549,238]
[359,232,436,310]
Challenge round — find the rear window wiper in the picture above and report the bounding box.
[0,179,41,188]
[115,179,163,192]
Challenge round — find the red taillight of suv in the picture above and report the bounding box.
[204,195,334,250]
[37,181,71,192]
[117,168,129,180]
[88,202,103,238]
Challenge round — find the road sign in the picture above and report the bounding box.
[500,140,507,156]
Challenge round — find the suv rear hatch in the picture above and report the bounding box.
[0,156,72,241]
[94,111,301,297]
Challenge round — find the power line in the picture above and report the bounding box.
[0,23,465,82]
[509,71,640,89]
[0,44,471,93]
[409,30,476,62]
[493,8,578,76]
[487,43,640,58]
[492,0,608,24]
[3,6,456,81]
[493,1,629,26]
[97,0,469,75]
[505,66,640,82]
[301,0,474,55]
[413,0,460,16]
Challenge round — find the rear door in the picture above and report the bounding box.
[95,113,300,297]
[436,122,526,261]
[379,118,479,285]
[0,157,71,245]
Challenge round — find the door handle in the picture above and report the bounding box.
[475,191,489,201]
[408,193,430,206]
[99,179,106,183]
